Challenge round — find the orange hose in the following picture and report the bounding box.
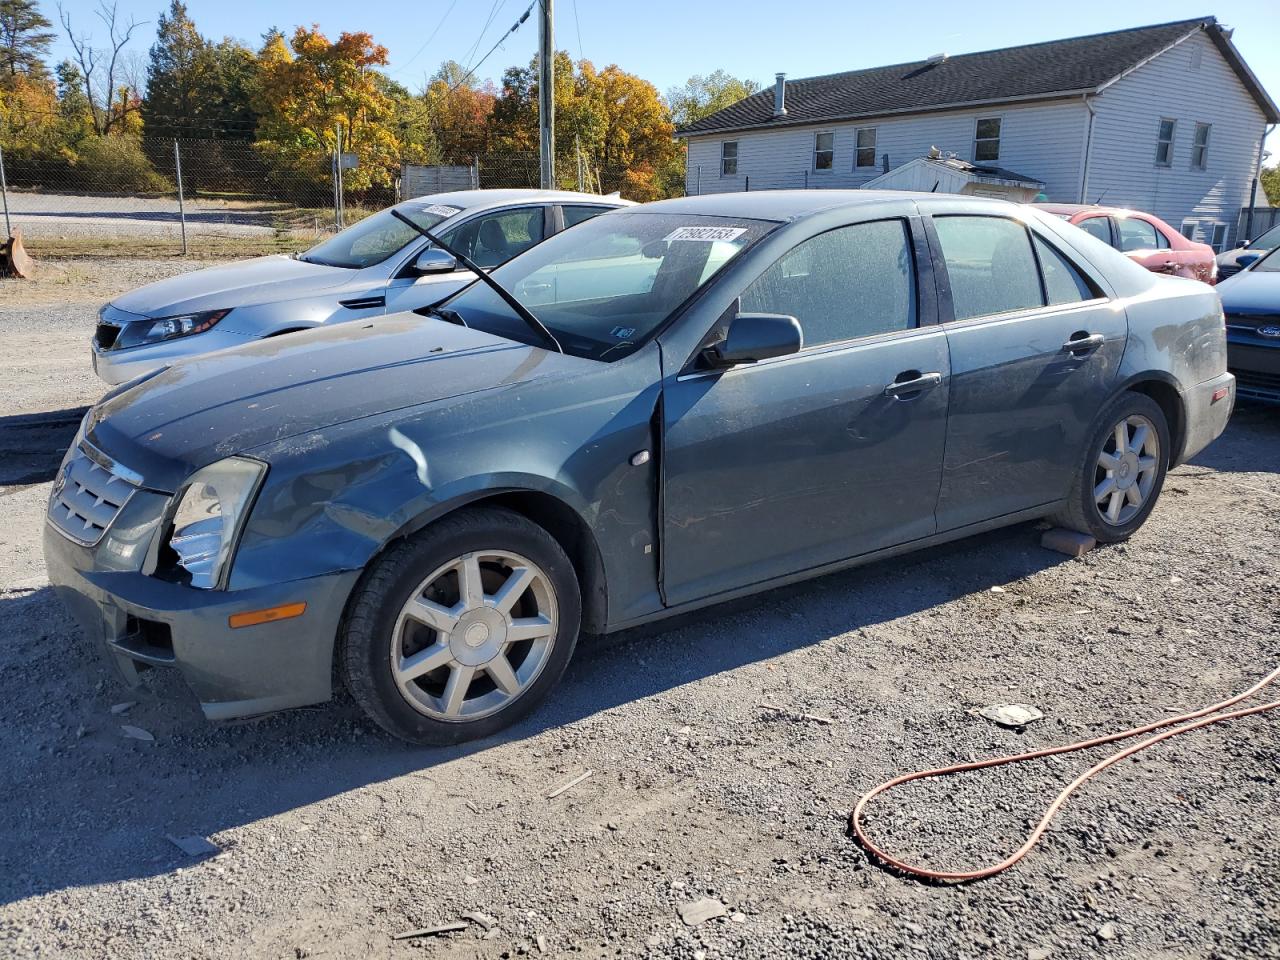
[850,665,1280,883]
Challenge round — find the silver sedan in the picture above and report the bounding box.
[90,189,631,384]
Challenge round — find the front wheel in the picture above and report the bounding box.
[340,507,581,745]
[1053,391,1170,543]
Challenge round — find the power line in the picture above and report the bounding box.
[570,0,583,62]
[448,0,536,93]
[391,0,461,78]
[460,0,507,71]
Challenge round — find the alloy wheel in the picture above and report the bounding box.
[1093,414,1160,526]
[390,550,558,721]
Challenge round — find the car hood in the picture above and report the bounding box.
[108,255,356,317]
[1216,269,1280,313]
[87,314,585,491]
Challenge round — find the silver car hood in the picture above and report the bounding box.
[108,255,356,317]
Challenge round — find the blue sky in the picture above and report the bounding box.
[49,1,1280,154]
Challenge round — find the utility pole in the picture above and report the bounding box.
[538,0,554,189]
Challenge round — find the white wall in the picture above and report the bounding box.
[1083,30,1266,248]
[684,99,1088,201]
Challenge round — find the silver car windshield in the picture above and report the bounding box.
[439,212,773,361]
[300,202,462,269]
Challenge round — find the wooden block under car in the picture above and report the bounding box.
[1040,527,1096,558]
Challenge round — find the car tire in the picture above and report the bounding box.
[1053,391,1170,543]
[339,506,581,745]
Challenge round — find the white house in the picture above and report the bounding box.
[677,17,1278,250]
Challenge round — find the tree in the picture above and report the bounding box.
[667,70,760,129]
[422,59,496,162]
[1263,165,1280,207]
[57,0,145,135]
[0,0,54,80]
[142,1,207,137]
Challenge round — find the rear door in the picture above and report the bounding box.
[929,212,1126,531]
[1115,215,1177,275]
[659,216,951,606]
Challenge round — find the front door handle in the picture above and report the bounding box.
[883,371,942,399]
[1062,332,1105,356]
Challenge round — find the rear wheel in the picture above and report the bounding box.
[340,507,581,745]
[1053,392,1169,543]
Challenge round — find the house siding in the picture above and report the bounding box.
[685,100,1088,201]
[1085,30,1267,248]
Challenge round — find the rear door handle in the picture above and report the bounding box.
[883,371,942,399]
[1062,332,1105,356]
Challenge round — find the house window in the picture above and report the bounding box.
[1155,119,1176,167]
[1180,220,1197,240]
[973,117,1001,162]
[855,127,877,168]
[1189,46,1202,71]
[1210,222,1228,252]
[1191,123,1211,170]
[720,141,738,177]
[813,132,834,171]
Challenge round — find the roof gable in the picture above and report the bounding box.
[677,17,1279,136]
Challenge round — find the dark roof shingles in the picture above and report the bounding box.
[679,18,1215,135]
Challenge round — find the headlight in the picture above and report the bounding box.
[115,309,230,349]
[163,457,266,590]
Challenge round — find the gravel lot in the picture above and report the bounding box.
[5,192,276,240]
[0,259,1277,960]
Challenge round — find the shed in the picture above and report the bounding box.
[861,155,1045,202]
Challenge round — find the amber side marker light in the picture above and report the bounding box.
[228,602,307,629]
[1211,387,1230,403]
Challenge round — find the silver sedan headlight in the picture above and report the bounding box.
[115,309,231,349]
[164,457,266,589]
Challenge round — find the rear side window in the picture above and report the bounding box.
[562,205,615,228]
[1033,235,1097,305]
[740,219,916,348]
[932,216,1042,321]
[1117,217,1160,252]
[1077,217,1112,246]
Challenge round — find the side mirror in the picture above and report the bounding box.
[1237,252,1261,269]
[412,247,458,275]
[704,313,803,368]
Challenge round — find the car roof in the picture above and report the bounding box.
[397,188,634,212]
[628,189,1020,223]
[1035,202,1158,221]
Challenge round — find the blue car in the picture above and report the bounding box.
[1217,246,1280,403]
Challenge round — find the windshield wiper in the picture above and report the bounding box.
[390,209,564,354]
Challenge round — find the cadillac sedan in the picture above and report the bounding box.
[90,189,630,384]
[46,191,1235,745]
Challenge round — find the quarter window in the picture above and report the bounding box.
[1032,235,1097,305]
[813,132,834,171]
[740,219,916,348]
[1116,217,1160,252]
[720,140,738,177]
[561,205,615,228]
[973,117,1001,162]
[855,127,877,169]
[1191,123,1211,170]
[1155,119,1176,166]
[933,216,1042,320]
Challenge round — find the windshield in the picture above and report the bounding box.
[438,212,773,360]
[300,201,463,269]
[1251,246,1280,272]
[1249,223,1280,252]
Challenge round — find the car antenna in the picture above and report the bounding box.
[390,209,564,354]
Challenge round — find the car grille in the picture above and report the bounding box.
[1234,368,1280,401]
[1225,313,1280,332]
[47,445,139,545]
[95,322,121,350]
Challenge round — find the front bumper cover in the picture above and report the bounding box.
[44,519,360,720]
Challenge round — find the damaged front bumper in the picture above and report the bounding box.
[44,515,360,720]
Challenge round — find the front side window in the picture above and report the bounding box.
[442,212,772,361]
[933,215,1042,321]
[1116,217,1160,252]
[1192,123,1211,170]
[974,117,1001,162]
[720,140,738,177]
[1076,216,1112,246]
[855,128,877,169]
[439,207,545,268]
[740,219,916,348]
[814,132,834,171]
[300,202,462,269]
[1155,119,1176,166]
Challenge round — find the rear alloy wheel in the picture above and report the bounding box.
[1054,391,1170,543]
[341,507,581,745]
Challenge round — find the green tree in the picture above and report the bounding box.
[142,1,208,137]
[1262,165,1280,207]
[422,59,496,162]
[667,70,760,129]
[0,0,53,80]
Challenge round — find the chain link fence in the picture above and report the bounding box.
[0,137,660,261]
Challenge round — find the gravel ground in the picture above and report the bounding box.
[6,192,276,239]
[0,259,1277,960]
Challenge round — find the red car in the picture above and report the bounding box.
[1037,204,1217,284]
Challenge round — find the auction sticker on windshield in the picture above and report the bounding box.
[664,226,747,242]
[416,204,462,218]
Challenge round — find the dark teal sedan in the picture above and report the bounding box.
[46,191,1235,744]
